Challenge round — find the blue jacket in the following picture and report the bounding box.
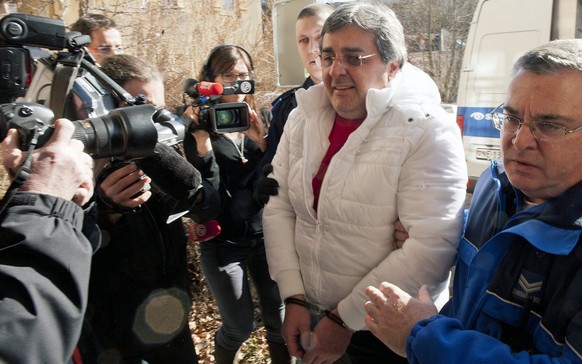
[406,160,582,363]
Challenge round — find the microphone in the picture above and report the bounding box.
[137,143,202,201]
[184,79,224,98]
[186,219,222,242]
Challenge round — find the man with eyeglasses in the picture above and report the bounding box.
[364,39,582,363]
[262,2,467,363]
[70,13,124,65]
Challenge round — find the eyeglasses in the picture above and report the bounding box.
[220,72,252,83]
[87,45,125,55]
[490,103,582,142]
[317,53,377,68]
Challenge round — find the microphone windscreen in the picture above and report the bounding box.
[137,143,202,201]
[197,81,224,96]
[184,78,198,96]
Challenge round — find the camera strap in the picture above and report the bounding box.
[50,56,82,119]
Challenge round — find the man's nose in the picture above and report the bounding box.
[328,58,348,76]
[512,121,537,150]
[309,41,319,55]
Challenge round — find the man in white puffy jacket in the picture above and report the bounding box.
[262,2,467,364]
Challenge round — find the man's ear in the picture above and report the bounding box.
[388,62,400,80]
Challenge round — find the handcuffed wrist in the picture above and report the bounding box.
[284,297,309,310]
[325,309,355,333]
[283,296,354,332]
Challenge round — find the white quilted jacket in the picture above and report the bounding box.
[263,64,468,331]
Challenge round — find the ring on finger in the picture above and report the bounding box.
[392,300,404,314]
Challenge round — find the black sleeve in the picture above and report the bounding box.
[181,133,222,221]
[254,89,299,205]
[0,192,94,364]
[261,89,299,168]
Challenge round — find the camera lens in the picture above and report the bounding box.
[72,104,159,159]
[215,109,237,126]
[210,102,250,133]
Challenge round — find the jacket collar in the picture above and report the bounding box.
[492,159,582,231]
[492,163,582,255]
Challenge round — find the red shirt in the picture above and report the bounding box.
[312,114,364,211]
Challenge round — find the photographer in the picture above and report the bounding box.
[0,119,99,364]
[182,45,291,364]
[79,55,219,364]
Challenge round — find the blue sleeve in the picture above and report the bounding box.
[407,316,579,364]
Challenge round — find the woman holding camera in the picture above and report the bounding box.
[182,45,291,364]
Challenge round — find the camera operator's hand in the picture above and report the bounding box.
[98,163,152,209]
[243,108,266,152]
[1,119,94,206]
[183,106,212,156]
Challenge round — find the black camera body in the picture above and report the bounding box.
[0,13,69,50]
[0,13,183,159]
[0,13,92,104]
[182,79,254,134]
[0,102,184,160]
[197,101,250,134]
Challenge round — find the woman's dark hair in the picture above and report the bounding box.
[198,45,257,110]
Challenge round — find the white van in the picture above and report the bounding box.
[456,0,582,190]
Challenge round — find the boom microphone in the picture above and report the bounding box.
[137,143,202,201]
[135,142,223,224]
[184,79,224,98]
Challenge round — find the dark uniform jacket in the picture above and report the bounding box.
[262,76,316,167]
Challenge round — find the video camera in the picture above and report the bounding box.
[0,13,73,103]
[182,78,254,134]
[0,13,184,159]
[0,102,183,159]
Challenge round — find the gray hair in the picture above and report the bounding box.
[321,1,407,67]
[512,39,582,75]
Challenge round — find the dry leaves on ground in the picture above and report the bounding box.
[186,240,271,364]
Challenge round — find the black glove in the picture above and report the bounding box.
[256,163,279,205]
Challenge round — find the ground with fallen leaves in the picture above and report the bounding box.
[186,239,271,364]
